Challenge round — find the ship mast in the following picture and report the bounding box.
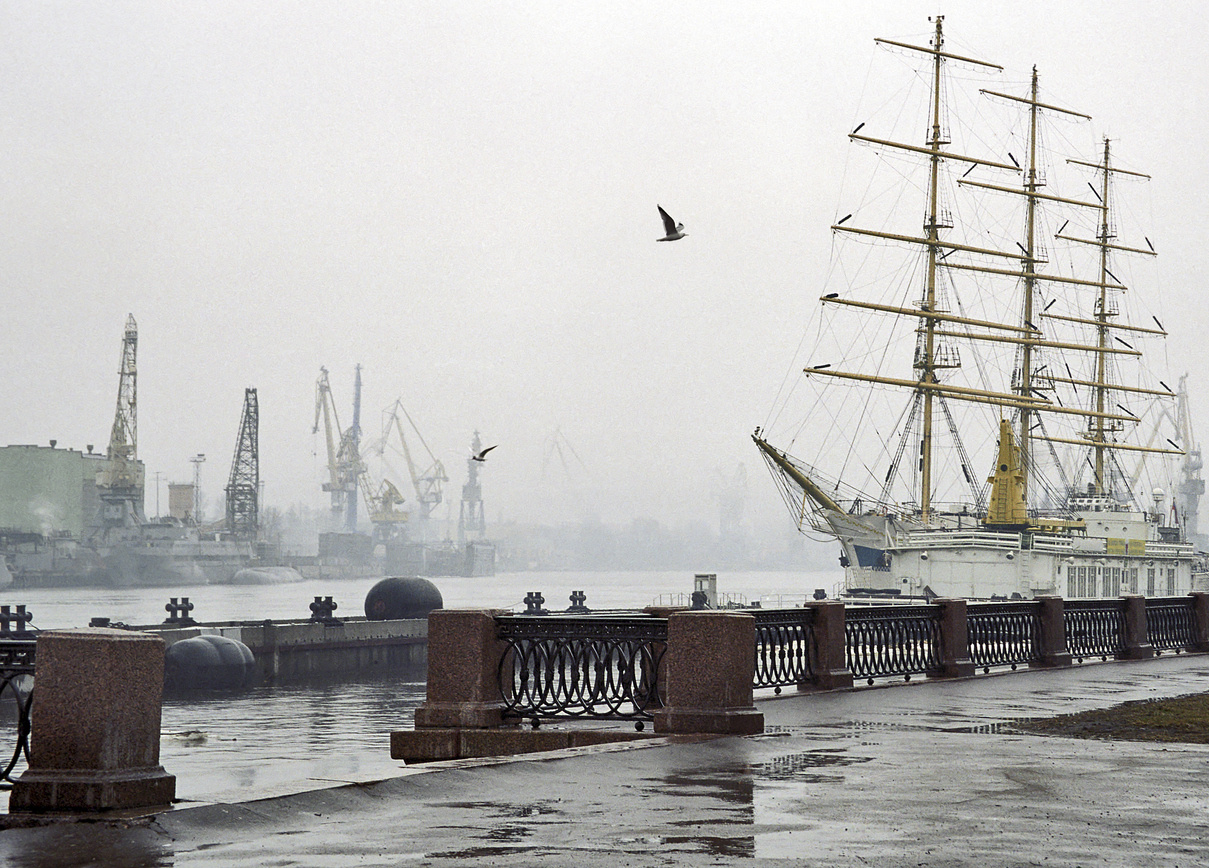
[917,15,946,522]
[1017,68,1041,503]
[1061,139,1160,496]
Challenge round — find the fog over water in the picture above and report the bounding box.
[3,3,1206,562]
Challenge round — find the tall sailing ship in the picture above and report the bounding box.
[756,17,1204,600]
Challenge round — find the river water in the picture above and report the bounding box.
[3,568,838,806]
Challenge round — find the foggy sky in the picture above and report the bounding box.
[3,2,1206,545]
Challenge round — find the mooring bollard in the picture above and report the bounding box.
[163,597,196,626]
[309,595,341,624]
[0,605,34,636]
[565,590,590,614]
[523,592,548,615]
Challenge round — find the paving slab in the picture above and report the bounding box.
[4,654,1209,867]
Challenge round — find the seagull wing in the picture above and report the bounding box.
[478,445,498,459]
[657,205,677,235]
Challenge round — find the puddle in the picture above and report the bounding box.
[752,748,873,782]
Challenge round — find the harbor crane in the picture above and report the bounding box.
[225,388,259,539]
[313,366,363,531]
[97,314,145,527]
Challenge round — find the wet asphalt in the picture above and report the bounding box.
[4,653,1209,867]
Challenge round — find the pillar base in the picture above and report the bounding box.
[652,706,764,735]
[1030,651,1073,669]
[9,766,176,814]
[414,701,506,728]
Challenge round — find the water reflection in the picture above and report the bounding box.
[161,677,425,803]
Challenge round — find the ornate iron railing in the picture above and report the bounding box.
[845,605,942,684]
[1145,597,1197,652]
[1064,599,1126,661]
[0,638,35,787]
[753,608,817,689]
[496,615,667,724]
[967,601,1041,672]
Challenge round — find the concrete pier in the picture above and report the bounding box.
[144,616,427,685]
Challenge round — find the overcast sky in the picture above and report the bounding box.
[3,1,1206,540]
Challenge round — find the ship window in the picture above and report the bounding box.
[1067,569,1076,598]
[1147,568,1156,595]
[1128,568,1138,594]
[1167,568,1176,595]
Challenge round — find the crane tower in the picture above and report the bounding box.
[225,388,259,539]
[457,431,487,545]
[97,314,145,526]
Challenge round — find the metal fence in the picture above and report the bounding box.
[496,615,667,724]
[845,605,943,684]
[0,638,35,787]
[1064,599,1127,661]
[1145,597,1198,653]
[753,608,817,690]
[967,601,1041,672]
[487,595,1206,724]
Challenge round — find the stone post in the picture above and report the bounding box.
[1119,594,1155,660]
[9,629,176,814]
[932,598,975,678]
[652,611,763,735]
[1189,592,1209,652]
[413,610,509,729]
[802,601,852,691]
[1031,595,1073,668]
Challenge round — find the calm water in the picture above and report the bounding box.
[2,568,838,805]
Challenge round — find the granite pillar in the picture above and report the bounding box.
[1032,595,1073,668]
[801,601,852,691]
[652,611,763,735]
[9,629,175,814]
[1190,592,1209,652]
[932,598,976,678]
[1119,594,1154,660]
[413,609,509,728]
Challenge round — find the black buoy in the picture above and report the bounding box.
[364,576,444,621]
[165,635,255,692]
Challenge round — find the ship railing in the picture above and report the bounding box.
[1030,534,1076,551]
[496,614,667,723]
[1140,542,1195,558]
[892,529,1023,551]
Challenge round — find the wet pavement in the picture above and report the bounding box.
[5,654,1209,867]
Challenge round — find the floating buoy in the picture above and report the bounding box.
[165,635,255,692]
[364,576,444,621]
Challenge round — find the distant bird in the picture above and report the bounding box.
[472,445,498,462]
[656,205,686,242]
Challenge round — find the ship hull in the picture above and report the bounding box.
[825,510,1201,600]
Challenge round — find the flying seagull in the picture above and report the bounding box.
[472,445,498,462]
[656,205,686,242]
